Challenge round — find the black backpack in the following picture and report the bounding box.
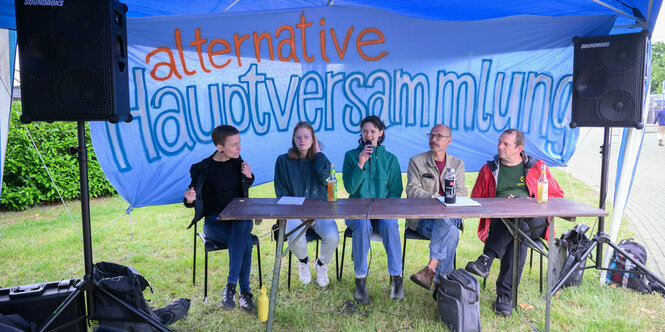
[93,262,190,331]
[605,239,650,293]
[433,269,481,332]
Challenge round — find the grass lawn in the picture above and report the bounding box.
[1,169,664,331]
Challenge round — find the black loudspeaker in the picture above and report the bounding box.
[15,0,132,123]
[570,31,648,129]
[0,279,86,331]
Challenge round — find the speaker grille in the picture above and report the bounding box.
[571,32,647,129]
[15,0,130,123]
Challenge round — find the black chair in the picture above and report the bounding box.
[271,223,339,290]
[337,227,383,281]
[479,221,546,294]
[401,227,457,277]
[192,223,263,302]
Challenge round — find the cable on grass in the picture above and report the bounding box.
[334,300,371,317]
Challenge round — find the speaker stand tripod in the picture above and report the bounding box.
[36,122,169,332]
[551,127,665,295]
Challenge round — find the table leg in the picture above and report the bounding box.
[267,219,285,332]
[545,219,554,331]
[512,218,519,309]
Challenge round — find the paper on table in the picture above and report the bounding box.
[437,196,481,207]
[277,196,306,205]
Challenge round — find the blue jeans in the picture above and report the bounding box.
[415,218,461,283]
[203,215,253,293]
[286,219,339,265]
[345,218,402,277]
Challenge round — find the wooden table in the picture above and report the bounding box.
[219,197,607,331]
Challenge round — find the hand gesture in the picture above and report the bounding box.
[241,161,252,178]
[314,137,322,154]
[357,144,373,169]
[184,187,196,203]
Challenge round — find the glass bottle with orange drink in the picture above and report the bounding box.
[327,163,337,201]
[537,164,548,203]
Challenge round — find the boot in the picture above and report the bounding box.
[390,275,404,300]
[659,139,664,146]
[354,277,369,304]
[410,266,436,290]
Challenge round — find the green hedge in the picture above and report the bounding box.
[1,102,117,210]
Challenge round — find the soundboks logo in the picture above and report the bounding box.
[580,42,611,49]
[24,0,64,6]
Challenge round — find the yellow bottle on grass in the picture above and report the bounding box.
[258,285,269,322]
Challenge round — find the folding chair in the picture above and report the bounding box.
[271,223,339,290]
[337,227,383,281]
[192,223,263,302]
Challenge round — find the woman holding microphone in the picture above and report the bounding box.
[342,115,404,304]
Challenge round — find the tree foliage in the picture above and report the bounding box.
[1,102,117,210]
[651,41,665,94]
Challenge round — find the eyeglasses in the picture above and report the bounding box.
[427,133,449,140]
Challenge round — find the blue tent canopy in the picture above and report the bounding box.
[0,0,661,32]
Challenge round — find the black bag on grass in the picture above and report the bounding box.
[553,224,591,287]
[605,239,651,293]
[93,262,190,331]
[433,269,481,332]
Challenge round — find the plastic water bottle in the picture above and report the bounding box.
[258,285,269,322]
[444,168,456,204]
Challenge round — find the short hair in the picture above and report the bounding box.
[357,115,386,145]
[211,125,239,146]
[287,121,319,161]
[431,124,451,136]
[502,128,525,147]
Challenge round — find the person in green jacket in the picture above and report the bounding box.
[343,115,404,304]
[274,121,340,287]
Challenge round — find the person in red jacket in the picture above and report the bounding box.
[464,129,563,317]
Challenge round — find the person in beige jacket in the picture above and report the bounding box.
[405,124,467,290]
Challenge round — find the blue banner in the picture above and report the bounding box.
[89,6,616,207]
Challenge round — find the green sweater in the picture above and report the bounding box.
[274,152,331,199]
[342,144,403,198]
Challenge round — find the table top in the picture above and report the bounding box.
[218,197,608,220]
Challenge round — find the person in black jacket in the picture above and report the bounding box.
[184,125,256,313]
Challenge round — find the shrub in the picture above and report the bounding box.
[1,102,117,210]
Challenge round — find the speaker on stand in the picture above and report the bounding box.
[558,31,665,296]
[12,0,168,331]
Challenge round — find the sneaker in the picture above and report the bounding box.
[238,292,257,314]
[298,260,312,284]
[410,266,436,290]
[390,275,404,300]
[314,263,329,287]
[493,294,512,317]
[221,284,236,310]
[354,277,369,304]
[465,254,492,278]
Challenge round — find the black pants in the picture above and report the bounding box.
[483,217,547,298]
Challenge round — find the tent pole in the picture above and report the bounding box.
[592,0,648,28]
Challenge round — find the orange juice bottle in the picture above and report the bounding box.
[327,163,337,202]
[537,164,548,203]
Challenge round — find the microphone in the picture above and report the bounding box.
[365,139,373,166]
